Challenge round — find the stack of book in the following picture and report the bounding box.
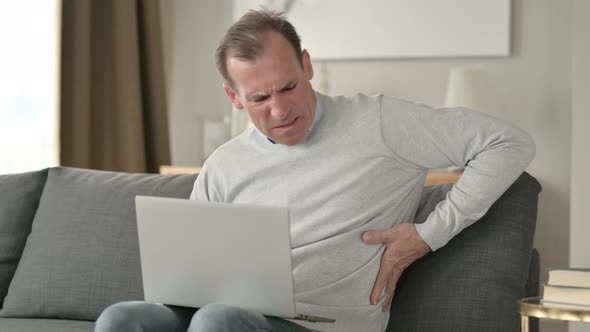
[542,268,590,309]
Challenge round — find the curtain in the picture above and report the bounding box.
[59,0,170,173]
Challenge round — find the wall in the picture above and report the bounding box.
[160,0,233,167]
[569,0,590,331]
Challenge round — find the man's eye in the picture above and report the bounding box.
[279,84,296,93]
[254,96,269,102]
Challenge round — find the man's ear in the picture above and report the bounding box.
[302,49,314,80]
[223,83,244,110]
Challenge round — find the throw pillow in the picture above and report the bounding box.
[0,169,48,307]
[0,167,198,320]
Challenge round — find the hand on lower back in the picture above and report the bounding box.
[362,223,431,311]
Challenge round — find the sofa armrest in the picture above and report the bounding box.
[388,172,542,331]
[526,248,540,298]
[524,248,540,332]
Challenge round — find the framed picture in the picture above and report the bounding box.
[233,0,511,59]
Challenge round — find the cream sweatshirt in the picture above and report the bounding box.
[190,92,535,332]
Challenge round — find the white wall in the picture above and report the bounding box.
[160,0,233,166]
[569,0,590,331]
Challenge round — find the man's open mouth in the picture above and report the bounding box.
[275,117,299,128]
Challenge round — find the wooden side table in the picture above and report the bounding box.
[518,297,590,332]
[160,165,463,186]
[159,165,201,174]
[424,170,462,185]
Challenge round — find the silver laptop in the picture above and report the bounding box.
[135,196,335,324]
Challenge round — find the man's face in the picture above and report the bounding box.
[223,32,316,146]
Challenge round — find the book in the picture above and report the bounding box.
[547,268,590,288]
[543,284,590,307]
[541,300,590,310]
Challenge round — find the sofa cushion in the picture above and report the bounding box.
[0,167,197,320]
[388,172,541,331]
[0,169,48,307]
[0,318,94,332]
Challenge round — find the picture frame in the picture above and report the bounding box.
[233,0,511,60]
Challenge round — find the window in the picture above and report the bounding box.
[0,1,59,174]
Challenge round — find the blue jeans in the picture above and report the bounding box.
[94,301,313,332]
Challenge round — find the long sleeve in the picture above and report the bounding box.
[189,163,213,201]
[379,96,536,250]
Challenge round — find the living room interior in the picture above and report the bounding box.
[0,0,588,331]
[160,1,589,329]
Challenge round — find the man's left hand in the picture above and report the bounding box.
[362,223,431,312]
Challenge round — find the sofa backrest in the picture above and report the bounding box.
[0,169,49,307]
[388,172,541,331]
[0,167,197,320]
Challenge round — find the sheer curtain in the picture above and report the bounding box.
[0,1,58,174]
[59,0,170,173]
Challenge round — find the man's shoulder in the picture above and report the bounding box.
[204,129,254,166]
[318,93,386,129]
[321,92,382,112]
[321,92,428,114]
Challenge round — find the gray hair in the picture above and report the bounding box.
[215,9,303,89]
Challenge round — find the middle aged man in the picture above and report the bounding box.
[95,9,535,332]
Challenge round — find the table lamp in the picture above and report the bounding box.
[442,64,496,172]
[444,64,495,113]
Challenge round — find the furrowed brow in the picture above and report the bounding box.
[280,80,297,91]
[246,92,269,101]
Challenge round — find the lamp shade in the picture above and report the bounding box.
[444,65,495,113]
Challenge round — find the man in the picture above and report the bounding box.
[95,9,535,332]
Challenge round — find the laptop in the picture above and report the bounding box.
[135,196,335,324]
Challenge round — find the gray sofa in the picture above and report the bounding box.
[0,167,541,332]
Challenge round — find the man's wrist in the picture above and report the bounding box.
[414,221,447,252]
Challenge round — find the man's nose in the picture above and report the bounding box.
[270,97,289,120]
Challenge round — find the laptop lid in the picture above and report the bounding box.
[135,196,297,318]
